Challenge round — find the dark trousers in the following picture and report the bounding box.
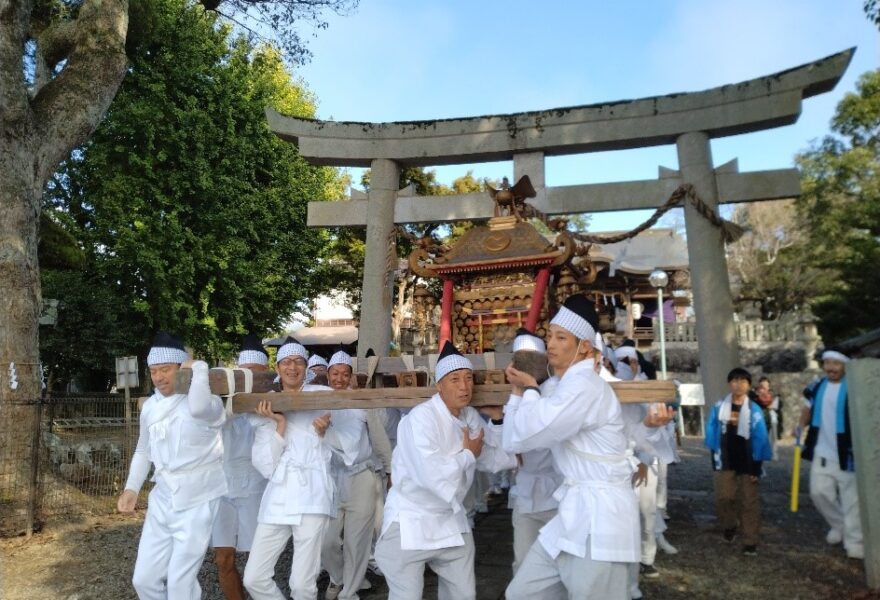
[713,470,761,545]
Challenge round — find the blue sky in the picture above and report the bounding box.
[294,0,878,232]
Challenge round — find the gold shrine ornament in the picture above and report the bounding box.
[483,230,512,252]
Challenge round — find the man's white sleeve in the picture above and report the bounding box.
[124,410,152,493]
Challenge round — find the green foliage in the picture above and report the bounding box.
[40,269,137,391]
[38,212,84,270]
[46,0,343,364]
[795,69,880,342]
[865,0,880,28]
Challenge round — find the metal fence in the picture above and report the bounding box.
[0,394,146,536]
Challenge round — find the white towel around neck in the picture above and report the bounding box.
[717,394,751,440]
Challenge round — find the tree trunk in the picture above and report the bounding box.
[0,0,129,532]
[0,131,42,533]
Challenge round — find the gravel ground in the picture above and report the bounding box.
[1,438,877,600]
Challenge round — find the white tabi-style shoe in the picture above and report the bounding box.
[656,532,679,554]
[825,529,843,545]
[846,546,865,560]
[325,582,342,600]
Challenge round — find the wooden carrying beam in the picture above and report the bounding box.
[161,369,675,412]
[174,369,278,394]
[230,380,675,412]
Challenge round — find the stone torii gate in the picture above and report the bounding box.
[268,49,853,408]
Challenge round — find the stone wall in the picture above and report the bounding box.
[652,343,821,438]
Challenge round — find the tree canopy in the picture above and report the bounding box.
[795,69,880,343]
[43,1,346,374]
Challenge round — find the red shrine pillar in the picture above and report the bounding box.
[526,266,551,331]
[439,278,454,348]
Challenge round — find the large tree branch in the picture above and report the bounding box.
[33,18,78,96]
[0,0,34,126]
[30,0,128,183]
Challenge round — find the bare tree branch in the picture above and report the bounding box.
[205,0,357,63]
[33,18,78,95]
[30,0,129,183]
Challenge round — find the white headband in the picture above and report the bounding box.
[435,354,473,382]
[550,305,596,343]
[237,350,268,367]
[147,347,189,366]
[328,350,353,369]
[512,333,545,353]
[822,350,850,364]
[277,341,308,363]
[308,355,328,369]
[614,346,638,361]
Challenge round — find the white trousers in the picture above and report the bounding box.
[809,458,863,556]
[321,469,378,600]
[374,521,476,600]
[132,486,219,600]
[656,461,669,514]
[506,537,628,600]
[211,491,262,552]
[243,514,329,600]
[511,507,556,574]
[638,463,659,565]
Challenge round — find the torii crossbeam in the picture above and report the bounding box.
[267,48,854,410]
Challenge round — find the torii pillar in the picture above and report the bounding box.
[267,48,854,411]
[360,159,399,358]
[677,132,739,405]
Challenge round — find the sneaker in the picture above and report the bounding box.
[825,528,843,545]
[639,563,660,579]
[325,582,342,600]
[723,528,737,543]
[656,533,678,555]
[630,585,643,599]
[742,545,758,556]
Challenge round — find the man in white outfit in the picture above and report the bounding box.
[614,346,663,580]
[242,337,361,600]
[503,295,640,599]
[308,354,329,378]
[118,331,228,600]
[798,348,863,560]
[375,341,516,600]
[212,334,270,600]
[612,344,676,598]
[506,328,564,574]
[322,347,393,600]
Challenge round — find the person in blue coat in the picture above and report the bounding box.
[705,367,773,557]
[797,348,863,560]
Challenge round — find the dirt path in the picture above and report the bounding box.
[1,439,877,599]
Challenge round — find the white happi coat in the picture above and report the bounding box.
[251,385,362,524]
[503,359,640,563]
[382,393,516,551]
[222,413,268,498]
[509,377,564,515]
[125,361,227,510]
